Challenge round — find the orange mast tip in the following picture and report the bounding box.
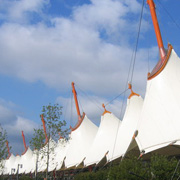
[70,82,86,131]
[128,83,132,90]
[71,82,81,121]
[102,103,111,115]
[6,141,11,159]
[41,114,48,143]
[128,83,140,99]
[147,0,166,60]
[21,131,28,155]
[102,103,105,109]
[21,131,27,150]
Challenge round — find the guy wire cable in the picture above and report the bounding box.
[75,84,103,112]
[156,0,180,31]
[108,0,145,175]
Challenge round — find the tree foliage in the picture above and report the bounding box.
[150,154,180,180]
[30,103,70,180]
[30,128,44,151]
[0,125,8,169]
[30,103,69,151]
[41,103,69,141]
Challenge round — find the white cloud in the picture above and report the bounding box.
[0,0,154,97]
[0,0,49,23]
[4,116,38,154]
[4,116,38,136]
[0,18,155,97]
[73,0,145,44]
[0,98,18,125]
[0,99,38,154]
[0,105,17,124]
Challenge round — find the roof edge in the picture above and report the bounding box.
[70,112,86,132]
[148,44,173,80]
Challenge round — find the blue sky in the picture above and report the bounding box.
[0,0,179,154]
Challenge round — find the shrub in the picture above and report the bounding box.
[150,154,179,180]
[74,154,180,180]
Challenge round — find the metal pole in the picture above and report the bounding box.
[71,82,81,122]
[17,165,19,180]
[147,0,166,60]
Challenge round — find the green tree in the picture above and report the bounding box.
[30,128,45,180]
[41,103,69,141]
[0,125,8,172]
[30,103,69,180]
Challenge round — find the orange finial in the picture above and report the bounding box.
[102,103,105,109]
[102,103,111,115]
[21,131,28,155]
[128,83,132,90]
[128,83,140,99]
[58,132,63,140]
[6,141,11,159]
[41,114,48,144]
[71,82,81,122]
[147,0,166,60]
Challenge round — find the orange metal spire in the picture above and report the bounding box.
[6,141,11,158]
[128,83,140,99]
[41,114,48,143]
[71,82,81,122]
[147,0,166,60]
[102,103,111,115]
[21,131,27,152]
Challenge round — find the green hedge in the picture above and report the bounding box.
[19,175,33,180]
[75,155,180,180]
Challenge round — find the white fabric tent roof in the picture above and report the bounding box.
[64,114,98,168]
[30,150,38,174]
[110,94,143,161]
[18,147,35,174]
[48,139,57,172]
[13,155,21,174]
[37,138,56,172]
[3,154,16,175]
[54,138,69,170]
[84,112,121,166]
[136,46,180,154]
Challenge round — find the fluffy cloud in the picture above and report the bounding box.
[0,0,49,23]
[4,116,38,136]
[5,116,38,154]
[0,99,38,154]
[73,0,143,43]
[0,105,16,124]
[0,0,154,97]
